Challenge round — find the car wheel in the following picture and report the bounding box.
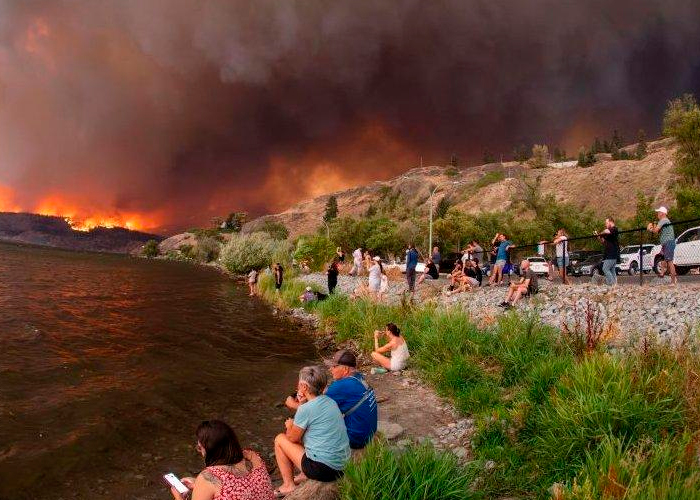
[628,261,639,276]
[653,256,664,275]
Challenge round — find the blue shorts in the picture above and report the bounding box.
[556,256,570,268]
[661,241,675,261]
[495,259,506,268]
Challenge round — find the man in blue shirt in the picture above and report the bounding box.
[405,243,420,296]
[286,350,377,449]
[489,233,513,285]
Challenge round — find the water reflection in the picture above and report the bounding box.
[0,243,315,499]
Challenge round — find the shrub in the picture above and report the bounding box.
[219,232,280,273]
[293,235,336,271]
[530,144,549,168]
[142,239,159,258]
[260,220,289,240]
[195,236,221,263]
[178,243,195,259]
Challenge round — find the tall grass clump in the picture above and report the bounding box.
[339,441,480,500]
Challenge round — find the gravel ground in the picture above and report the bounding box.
[298,272,700,346]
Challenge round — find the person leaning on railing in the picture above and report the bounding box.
[647,206,677,285]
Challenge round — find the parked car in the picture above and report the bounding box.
[566,250,600,275]
[649,226,700,275]
[525,256,549,276]
[570,254,604,276]
[616,244,655,275]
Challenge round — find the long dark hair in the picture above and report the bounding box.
[196,420,244,467]
[386,323,401,336]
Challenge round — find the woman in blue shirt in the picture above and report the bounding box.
[274,366,350,497]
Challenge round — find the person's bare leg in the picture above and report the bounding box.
[274,433,305,494]
[559,267,570,285]
[371,351,392,370]
[667,261,677,284]
[511,286,527,305]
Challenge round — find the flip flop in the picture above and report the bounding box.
[273,489,287,498]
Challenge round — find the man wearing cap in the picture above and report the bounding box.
[647,206,677,285]
[285,350,377,450]
[299,286,316,302]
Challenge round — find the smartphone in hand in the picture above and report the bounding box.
[163,473,189,495]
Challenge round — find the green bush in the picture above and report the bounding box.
[219,232,282,273]
[339,441,479,500]
[178,244,195,260]
[142,239,159,258]
[293,234,336,271]
[195,236,221,263]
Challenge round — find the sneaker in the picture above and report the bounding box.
[503,303,512,310]
[498,301,508,307]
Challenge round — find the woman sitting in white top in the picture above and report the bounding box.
[371,323,409,371]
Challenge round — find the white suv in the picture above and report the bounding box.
[649,226,700,275]
[616,244,655,275]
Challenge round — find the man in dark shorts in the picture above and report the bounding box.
[498,260,538,309]
[405,244,419,296]
[274,263,284,292]
[647,206,677,285]
[595,217,619,286]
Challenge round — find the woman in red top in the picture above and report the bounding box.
[170,420,274,500]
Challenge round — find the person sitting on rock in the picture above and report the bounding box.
[417,259,439,285]
[286,350,377,451]
[169,420,274,500]
[498,259,538,309]
[371,323,410,372]
[274,366,351,497]
[449,261,464,289]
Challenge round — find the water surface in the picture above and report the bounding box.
[0,243,315,499]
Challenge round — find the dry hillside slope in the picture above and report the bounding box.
[244,138,677,239]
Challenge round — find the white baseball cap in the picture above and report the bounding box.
[654,206,668,214]
[373,256,381,261]
[305,286,312,291]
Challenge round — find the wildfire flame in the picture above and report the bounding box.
[0,187,159,232]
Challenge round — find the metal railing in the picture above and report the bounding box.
[487,217,700,285]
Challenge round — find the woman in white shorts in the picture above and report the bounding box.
[371,323,409,371]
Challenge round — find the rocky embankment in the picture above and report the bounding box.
[298,272,700,346]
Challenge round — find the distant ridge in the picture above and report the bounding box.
[0,212,161,254]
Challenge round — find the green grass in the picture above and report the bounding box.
[339,441,480,500]
[260,277,700,499]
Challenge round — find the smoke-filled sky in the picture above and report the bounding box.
[1,0,699,232]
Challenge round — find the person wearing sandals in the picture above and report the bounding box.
[371,323,409,372]
[274,366,350,497]
[169,420,274,500]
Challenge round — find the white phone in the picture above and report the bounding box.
[163,473,189,495]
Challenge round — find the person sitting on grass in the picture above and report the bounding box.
[465,258,483,287]
[285,350,377,451]
[498,260,538,309]
[417,258,439,285]
[299,286,316,303]
[169,420,274,500]
[274,366,351,497]
[371,323,410,372]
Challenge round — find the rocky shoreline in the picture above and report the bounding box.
[297,272,700,347]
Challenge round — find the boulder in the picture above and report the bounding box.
[377,420,405,440]
[284,480,339,500]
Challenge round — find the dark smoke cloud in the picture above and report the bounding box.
[0,0,699,231]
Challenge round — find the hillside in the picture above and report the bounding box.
[0,212,161,253]
[244,138,677,238]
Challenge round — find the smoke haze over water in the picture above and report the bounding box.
[0,0,699,232]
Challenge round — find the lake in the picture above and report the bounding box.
[0,243,316,499]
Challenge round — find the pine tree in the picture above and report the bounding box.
[593,137,602,153]
[324,196,338,222]
[482,150,495,164]
[635,129,648,159]
[611,129,623,150]
[513,144,530,163]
